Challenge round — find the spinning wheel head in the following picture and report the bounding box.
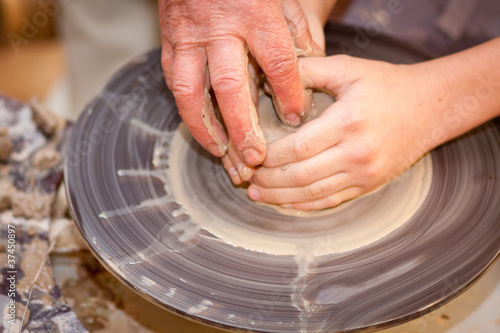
[65,25,500,333]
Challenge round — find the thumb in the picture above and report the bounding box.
[298,55,361,96]
[282,0,324,57]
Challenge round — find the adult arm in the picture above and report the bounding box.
[217,0,338,184]
[158,0,328,168]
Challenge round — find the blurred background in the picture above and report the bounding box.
[0,0,160,120]
[0,0,62,102]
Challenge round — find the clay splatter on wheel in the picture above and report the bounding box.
[65,25,500,333]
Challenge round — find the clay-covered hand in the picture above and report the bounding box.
[158,0,323,169]
[248,55,448,210]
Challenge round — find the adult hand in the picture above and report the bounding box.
[248,55,451,210]
[159,0,323,169]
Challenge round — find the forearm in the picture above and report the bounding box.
[297,0,337,49]
[298,0,337,25]
[412,37,500,149]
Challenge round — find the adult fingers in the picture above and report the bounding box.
[282,0,324,120]
[206,37,266,166]
[227,140,255,182]
[248,16,306,127]
[247,172,350,204]
[165,46,228,157]
[282,187,364,211]
[248,52,261,108]
[160,40,175,88]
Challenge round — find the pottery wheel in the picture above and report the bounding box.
[65,25,500,332]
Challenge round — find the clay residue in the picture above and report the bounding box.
[16,237,55,298]
[300,77,314,89]
[51,183,70,219]
[30,98,65,137]
[50,218,88,253]
[188,300,213,315]
[263,42,324,126]
[0,179,16,210]
[0,126,13,162]
[258,92,334,143]
[11,190,55,220]
[242,91,266,153]
[248,53,261,106]
[294,45,326,58]
[33,147,62,170]
[202,89,227,155]
[291,255,318,331]
[303,88,313,119]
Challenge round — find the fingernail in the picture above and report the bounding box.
[242,148,261,166]
[247,186,261,201]
[228,166,241,184]
[281,204,293,209]
[236,163,244,177]
[284,113,302,127]
[237,163,254,182]
[219,143,228,156]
